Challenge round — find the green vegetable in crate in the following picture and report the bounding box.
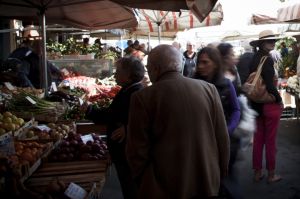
[7,92,66,122]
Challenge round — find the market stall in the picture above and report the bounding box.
[0,73,120,198]
[0,0,138,95]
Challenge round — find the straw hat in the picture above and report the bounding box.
[250,30,281,47]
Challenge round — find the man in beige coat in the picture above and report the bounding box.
[126,44,230,199]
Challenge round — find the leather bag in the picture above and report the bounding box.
[242,56,276,103]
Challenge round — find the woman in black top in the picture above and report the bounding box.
[249,30,283,183]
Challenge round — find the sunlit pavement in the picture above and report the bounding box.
[236,119,300,199]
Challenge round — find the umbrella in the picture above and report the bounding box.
[277,2,300,23]
[0,0,138,94]
[111,0,219,22]
[131,5,223,41]
[0,1,138,30]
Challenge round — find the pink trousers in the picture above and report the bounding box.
[252,103,282,171]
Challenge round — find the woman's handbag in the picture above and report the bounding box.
[242,56,276,103]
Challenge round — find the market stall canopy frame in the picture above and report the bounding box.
[131,3,223,39]
[110,0,218,22]
[0,0,138,30]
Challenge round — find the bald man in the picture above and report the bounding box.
[126,44,230,199]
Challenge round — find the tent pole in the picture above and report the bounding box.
[157,22,161,44]
[148,32,150,48]
[120,32,123,57]
[40,9,48,97]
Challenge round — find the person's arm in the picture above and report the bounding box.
[227,81,241,135]
[211,85,230,178]
[126,93,151,184]
[261,57,282,103]
[85,105,111,124]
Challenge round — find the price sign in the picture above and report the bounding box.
[4,82,15,90]
[61,68,70,76]
[34,125,51,132]
[80,134,94,144]
[0,134,15,156]
[64,182,87,199]
[25,96,36,105]
[78,98,84,105]
[51,82,58,92]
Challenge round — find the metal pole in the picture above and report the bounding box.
[40,10,48,96]
[157,22,161,44]
[120,32,123,57]
[148,32,151,52]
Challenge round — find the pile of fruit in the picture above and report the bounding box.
[0,111,25,136]
[9,141,51,166]
[23,122,73,140]
[48,132,108,162]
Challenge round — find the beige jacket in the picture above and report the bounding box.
[126,72,230,199]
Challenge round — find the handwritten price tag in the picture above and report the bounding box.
[4,82,15,90]
[51,82,58,92]
[35,125,51,132]
[64,182,87,199]
[78,98,84,105]
[25,96,36,105]
[80,134,94,144]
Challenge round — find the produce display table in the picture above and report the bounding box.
[76,122,107,135]
[25,160,109,193]
[285,88,300,121]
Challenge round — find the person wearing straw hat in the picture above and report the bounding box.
[248,30,283,183]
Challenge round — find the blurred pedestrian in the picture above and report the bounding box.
[194,46,241,198]
[124,40,134,55]
[182,41,197,77]
[237,45,254,85]
[280,41,288,58]
[217,42,241,93]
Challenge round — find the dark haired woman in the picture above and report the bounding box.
[194,46,241,198]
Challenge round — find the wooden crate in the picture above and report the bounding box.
[25,160,108,192]
[76,122,107,135]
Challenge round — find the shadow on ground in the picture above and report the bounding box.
[100,119,300,199]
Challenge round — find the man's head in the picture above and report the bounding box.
[127,40,133,46]
[147,45,182,83]
[172,41,181,50]
[114,56,145,87]
[186,41,195,53]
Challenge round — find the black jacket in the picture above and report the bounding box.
[237,52,254,85]
[249,50,282,114]
[183,51,197,77]
[86,82,144,161]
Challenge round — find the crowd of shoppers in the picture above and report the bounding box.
[83,29,288,199]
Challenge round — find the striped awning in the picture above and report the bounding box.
[277,2,300,22]
[251,14,281,25]
[131,3,223,38]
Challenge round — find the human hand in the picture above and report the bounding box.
[111,125,126,143]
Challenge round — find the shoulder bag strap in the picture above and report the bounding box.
[252,56,267,85]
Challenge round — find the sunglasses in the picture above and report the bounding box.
[265,40,276,43]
